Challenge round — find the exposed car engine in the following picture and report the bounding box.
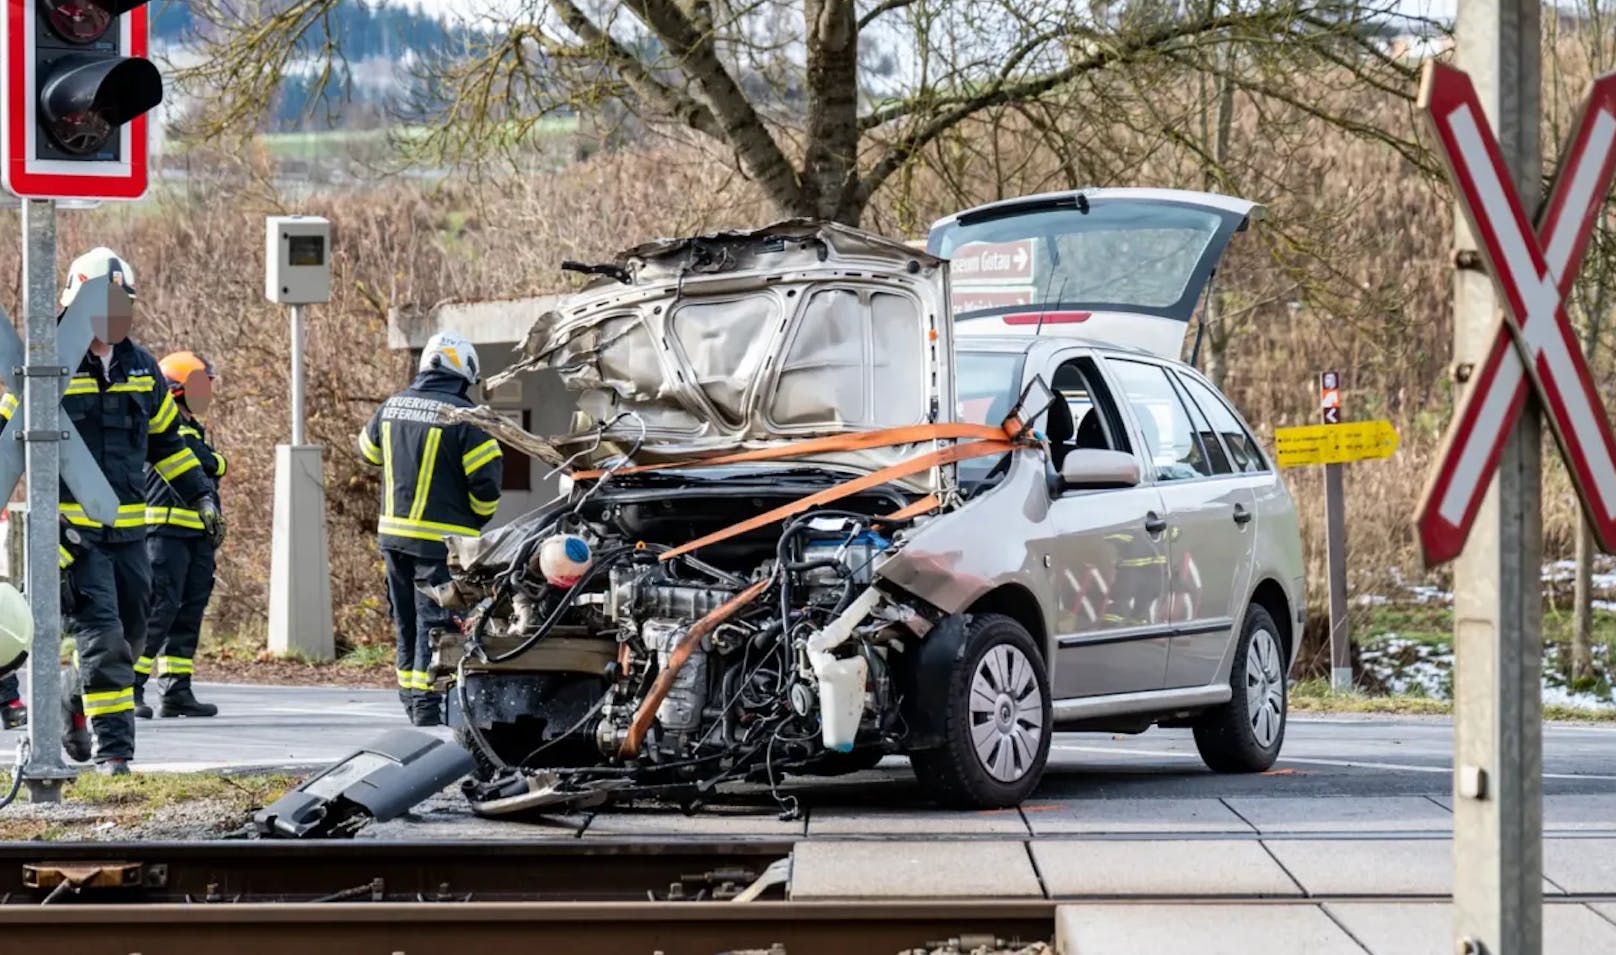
[432,487,930,817]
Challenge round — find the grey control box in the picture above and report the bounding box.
[265,215,332,305]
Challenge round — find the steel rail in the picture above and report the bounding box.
[0,899,1060,955]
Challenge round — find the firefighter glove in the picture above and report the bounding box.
[195,495,226,548]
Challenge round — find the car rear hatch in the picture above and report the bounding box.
[926,188,1263,360]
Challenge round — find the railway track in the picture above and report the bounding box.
[0,839,1056,955]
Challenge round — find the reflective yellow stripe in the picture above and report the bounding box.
[108,375,155,394]
[159,656,194,675]
[378,516,479,541]
[83,688,134,716]
[145,506,205,530]
[213,451,227,478]
[408,427,442,522]
[178,424,202,439]
[381,422,395,518]
[133,656,154,676]
[359,429,383,465]
[469,494,498,517]
[149,392,179,433]
[396,669,432,691]
[154,448,201,481]
[462,439,501,475]
[62,503,148,528]
[0,392,16,421]
[58,545,73,569]
[63,376,99,396]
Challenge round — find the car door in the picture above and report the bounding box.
[1103,358,1255,690]
[1042,351,1170,698]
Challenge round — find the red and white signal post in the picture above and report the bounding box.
[1416,49,1616,955]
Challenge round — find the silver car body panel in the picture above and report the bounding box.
[495,219,957,492]
[880,333,1304,726]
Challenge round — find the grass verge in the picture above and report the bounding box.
[1290,678,1616,723]
[0,771,300,841]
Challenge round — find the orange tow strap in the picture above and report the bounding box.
[658,438,1018,561]
[573,421,1019,480]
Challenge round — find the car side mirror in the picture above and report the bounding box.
[1058,449,1142,492]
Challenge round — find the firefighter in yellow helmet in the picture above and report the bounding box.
[135,351,227,719]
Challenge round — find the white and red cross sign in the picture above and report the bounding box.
[1416,62,1616,567]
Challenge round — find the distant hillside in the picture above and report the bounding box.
[153,0,477,131]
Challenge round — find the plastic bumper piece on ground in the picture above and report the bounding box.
[252,729,475,839]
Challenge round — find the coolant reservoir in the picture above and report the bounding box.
[816,655,868,753]
[537,534,592,587]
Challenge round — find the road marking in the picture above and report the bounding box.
[1053,744,1616,780]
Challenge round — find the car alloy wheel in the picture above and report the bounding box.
[969,643,1044,783]
[1245,626,1285,749]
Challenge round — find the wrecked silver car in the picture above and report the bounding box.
[430,194,1305,816]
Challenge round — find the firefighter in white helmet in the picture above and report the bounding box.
[0,249,221,774]
[357,332,503,725]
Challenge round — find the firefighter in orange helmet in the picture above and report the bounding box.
[135,351,227,719]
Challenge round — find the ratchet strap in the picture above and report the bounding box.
[573,420,1021,480]
[658,436,1020,561]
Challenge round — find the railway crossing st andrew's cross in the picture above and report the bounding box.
[1416,63,1616,567]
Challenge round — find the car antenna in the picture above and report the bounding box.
[1034,276,1068,338]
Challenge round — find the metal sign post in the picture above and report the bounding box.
[1320,372,1350,690]
[16,198,69,800]
[1412,14,1616,949]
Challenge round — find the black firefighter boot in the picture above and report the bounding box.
[133,682,153,720]
[410,691,444,728]
[157,685,218,719]
[1,697,25,730]
[60,667,91,763]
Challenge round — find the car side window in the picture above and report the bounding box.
[1172,375,1232,475]
[1050,359,1121,452]
[1107,359,1214,481]
[1177,373,1269,473]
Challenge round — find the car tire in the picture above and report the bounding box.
[910,613,1052,809]
[1192,604,1287,773]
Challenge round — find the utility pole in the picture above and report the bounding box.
[1450,0,1543,951]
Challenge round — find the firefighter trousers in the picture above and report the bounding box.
[65,538,150,762]
[383,550,451,714]
[135,534,215,698]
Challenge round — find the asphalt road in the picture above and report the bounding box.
[3,683,1613,801]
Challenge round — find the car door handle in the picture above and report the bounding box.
[1144,512,1167,535]
[1233,504,1253,526]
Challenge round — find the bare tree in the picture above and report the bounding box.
[1546,4,1616,687]
[178,0,1429,228]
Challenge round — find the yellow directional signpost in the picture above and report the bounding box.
[1273,419,1400,467]
[1273,372,1401,690]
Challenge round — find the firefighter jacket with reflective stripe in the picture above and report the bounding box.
[359,370,503,558]
[145,414,225,538]
[1,340,210,544]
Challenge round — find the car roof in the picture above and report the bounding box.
[957,333,1173,365]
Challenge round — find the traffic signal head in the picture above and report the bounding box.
[0,0,159,199]
[33,2,161,160]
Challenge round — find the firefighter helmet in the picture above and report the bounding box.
[419,331,480,386]
[0,581,31,679]
[60,247,137,308]
[160,351,217,416]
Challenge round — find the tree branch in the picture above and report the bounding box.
[858,0,918,31]
[622,0,806,213]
